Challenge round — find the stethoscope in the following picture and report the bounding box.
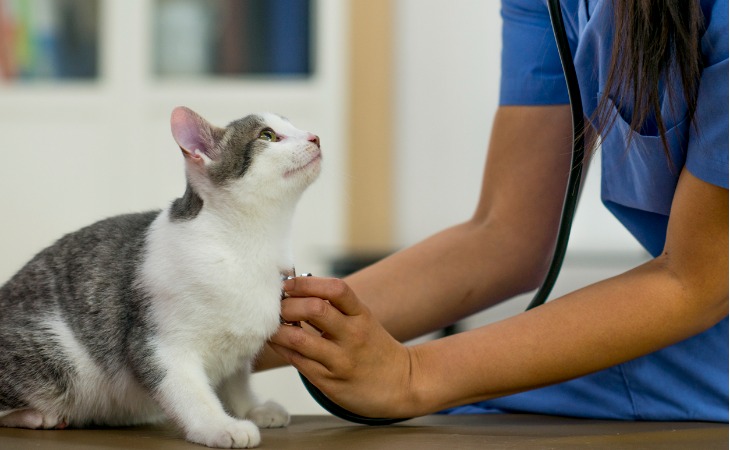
[297,0,586,425]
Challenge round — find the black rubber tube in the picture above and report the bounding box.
[299,0,585,424]
[525,0,585,310]
[299,373,408,425]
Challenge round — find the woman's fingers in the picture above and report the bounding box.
[270,322,341,374]
[283,276,363,316]
[279,296,340,337]
[281,276,372,341]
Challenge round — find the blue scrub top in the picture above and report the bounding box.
[448,0,728,421]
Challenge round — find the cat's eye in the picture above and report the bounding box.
[258,129,278,142]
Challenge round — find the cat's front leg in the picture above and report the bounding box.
[153,355,261,448]
[217,364,289,428]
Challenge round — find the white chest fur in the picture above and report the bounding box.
[140,209,290,382]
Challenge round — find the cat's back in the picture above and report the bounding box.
[0,210,161,311]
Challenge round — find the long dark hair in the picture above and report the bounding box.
[593,0,704,160]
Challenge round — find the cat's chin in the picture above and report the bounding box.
[284,151,322,179]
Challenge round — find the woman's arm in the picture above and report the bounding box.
[271,167,727,418]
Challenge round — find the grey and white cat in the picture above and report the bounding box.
[0,107,322,448]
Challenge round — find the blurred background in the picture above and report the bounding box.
[0,0,647,414]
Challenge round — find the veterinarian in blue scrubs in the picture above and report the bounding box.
[269,0,728,422]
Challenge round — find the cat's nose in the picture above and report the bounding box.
[308,134,320,148]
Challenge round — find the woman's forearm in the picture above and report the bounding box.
[256,219,550,372]
[404,256,727,416]
[345,220,551,342]
[257,218,556,372]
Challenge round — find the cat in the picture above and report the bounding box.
[0,106,322,448]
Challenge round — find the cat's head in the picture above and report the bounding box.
[170,106,321,206]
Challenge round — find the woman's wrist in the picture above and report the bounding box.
[399,341,458,418]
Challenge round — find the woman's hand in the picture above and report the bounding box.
[269,276,420,419]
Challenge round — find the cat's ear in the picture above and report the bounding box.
[170,107,222,165]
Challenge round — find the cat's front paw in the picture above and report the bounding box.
[246,400,289,428]
[186,419,261,448]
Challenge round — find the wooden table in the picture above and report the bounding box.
[0,414,726,449]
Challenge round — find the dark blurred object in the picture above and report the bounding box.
[56,0,98,78]
[329,251,391,278]
[154,0,312,78]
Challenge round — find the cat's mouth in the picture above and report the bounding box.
[285,150,321,178]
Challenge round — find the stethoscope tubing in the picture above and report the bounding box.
[526,0,586,310]
[299,0,585,425]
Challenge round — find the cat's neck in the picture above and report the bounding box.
[173,182,294,225]
[205,199,296,242]
[171,190,295,248]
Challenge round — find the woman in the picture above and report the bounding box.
[267,0,728,421]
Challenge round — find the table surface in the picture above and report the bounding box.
[0,414,726,449]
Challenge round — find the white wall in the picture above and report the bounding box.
[393,0,645,256]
